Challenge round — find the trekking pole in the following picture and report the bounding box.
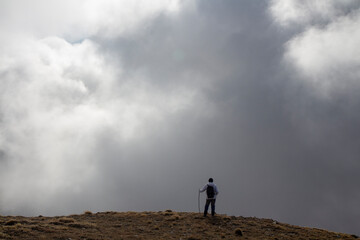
[198,190,201,213]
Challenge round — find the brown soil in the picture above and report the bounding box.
[0,210,358,239]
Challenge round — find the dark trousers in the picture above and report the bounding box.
[204,199,216,216]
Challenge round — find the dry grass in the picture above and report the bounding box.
[0,211,358,239]
[84,210,92,215]
[0,231,11,239]
[58,217,75,223]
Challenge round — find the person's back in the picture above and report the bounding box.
[206,184,215,199]
[199,178,219,217]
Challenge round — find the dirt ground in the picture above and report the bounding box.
[0,210,358,240]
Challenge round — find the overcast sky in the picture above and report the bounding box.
[0,0,359,235]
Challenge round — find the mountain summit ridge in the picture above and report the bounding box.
[0,210,358,239]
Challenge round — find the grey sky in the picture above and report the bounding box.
[0,0,359,235]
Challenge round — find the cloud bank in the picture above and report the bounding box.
[0,0,359,235]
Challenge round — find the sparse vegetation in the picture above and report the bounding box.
[58,217,75,223]
[0,211,357,239]
[4,220,17,226]
[0,231,11,239]
[84,210,92,215]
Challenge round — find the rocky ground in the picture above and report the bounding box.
[0,210,358,239]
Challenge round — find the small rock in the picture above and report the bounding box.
[235,228,243,236]
[4,220,17,226]
[188,237,200,240]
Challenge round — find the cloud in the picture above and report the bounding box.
[0,31,201,214]
[0,36,108,213]
[0,0,183,41]
[285,8,360,96]
[269,0,360,27]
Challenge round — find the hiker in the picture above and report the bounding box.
[199,178,219,217]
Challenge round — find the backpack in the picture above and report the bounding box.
[206,185,215,198]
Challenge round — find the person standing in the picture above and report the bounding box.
[199,178,219,217]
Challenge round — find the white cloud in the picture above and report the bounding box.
[0,37,109,211]
[0,0,198,210]
[0,0,184,41]
[0,31,199,213]
[269,0,360,96]
[269,0,360,27]
[285,11,360,94]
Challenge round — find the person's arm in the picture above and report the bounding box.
[199,184,207,192]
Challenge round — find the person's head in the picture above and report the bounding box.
[208,178,213,183]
